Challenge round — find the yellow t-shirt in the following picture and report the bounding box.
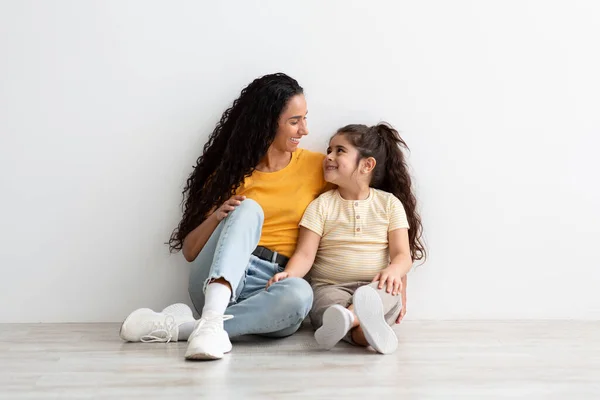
[236,149,327,258]
[300,188,409,285]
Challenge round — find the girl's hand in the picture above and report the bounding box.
[396,282,407,324]
[214,195,246,221]
[266,272,289,290]
[372,264,404,296]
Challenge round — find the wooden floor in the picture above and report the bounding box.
[1,321,599,399]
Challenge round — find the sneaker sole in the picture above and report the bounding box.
[119,318,127,341]
[353,286,398,354]
[314,305,351,350]
[185,351,224,361]
[185,345,231,361]
[185,335,232,361]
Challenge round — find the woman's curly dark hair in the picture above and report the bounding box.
[336,123,427,262]
[169,73,304,252]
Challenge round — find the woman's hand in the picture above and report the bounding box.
[266,272,289,290]
[372,264,404,296]
[214,195,246,221]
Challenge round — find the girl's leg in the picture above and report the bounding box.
[348,282,402,354]
[310,283,357,328]
[310,283,356,349]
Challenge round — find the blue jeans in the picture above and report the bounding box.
[188,199,313,338]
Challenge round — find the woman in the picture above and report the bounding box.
[119,73,327,361]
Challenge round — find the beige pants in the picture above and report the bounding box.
[309,281,403,343]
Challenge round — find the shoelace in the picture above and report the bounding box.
[141,315,177,343]
[189,314,233,341]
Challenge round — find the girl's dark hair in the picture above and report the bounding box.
[169,73,304,252]
[336,123,426,262]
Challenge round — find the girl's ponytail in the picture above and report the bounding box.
[374,123,425,261]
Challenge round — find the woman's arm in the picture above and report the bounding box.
[182,212,220,262]
[182,195,246,262]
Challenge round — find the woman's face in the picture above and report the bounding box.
[272,94,308,153]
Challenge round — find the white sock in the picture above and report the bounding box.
[343,307,356,325]
[315,304,355,350]
[201,282,232,316]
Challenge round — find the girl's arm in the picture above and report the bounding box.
[284,227,321,277]
[398,274,408,323]
[266,227,321,287]
[373,228,412,295]
[388,228,413,277]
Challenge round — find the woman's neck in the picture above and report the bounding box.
[337,184,371,201]
[256,147,292,172]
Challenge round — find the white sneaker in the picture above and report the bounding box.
[353,286,398,354]
[119,303,195,343]
[314,304,353,350]
[185,311,233,360]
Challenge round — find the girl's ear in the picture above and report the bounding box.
[361,157,377,174]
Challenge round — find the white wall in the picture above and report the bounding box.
[1,0,599,322]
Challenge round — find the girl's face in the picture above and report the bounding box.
[323,134,361,186]
[271,94,309,153]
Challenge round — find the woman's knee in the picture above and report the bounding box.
[274,278,314,316]
[230,198,264,224]
[261,322,303,338]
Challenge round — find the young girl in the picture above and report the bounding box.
[266,122,425,354]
